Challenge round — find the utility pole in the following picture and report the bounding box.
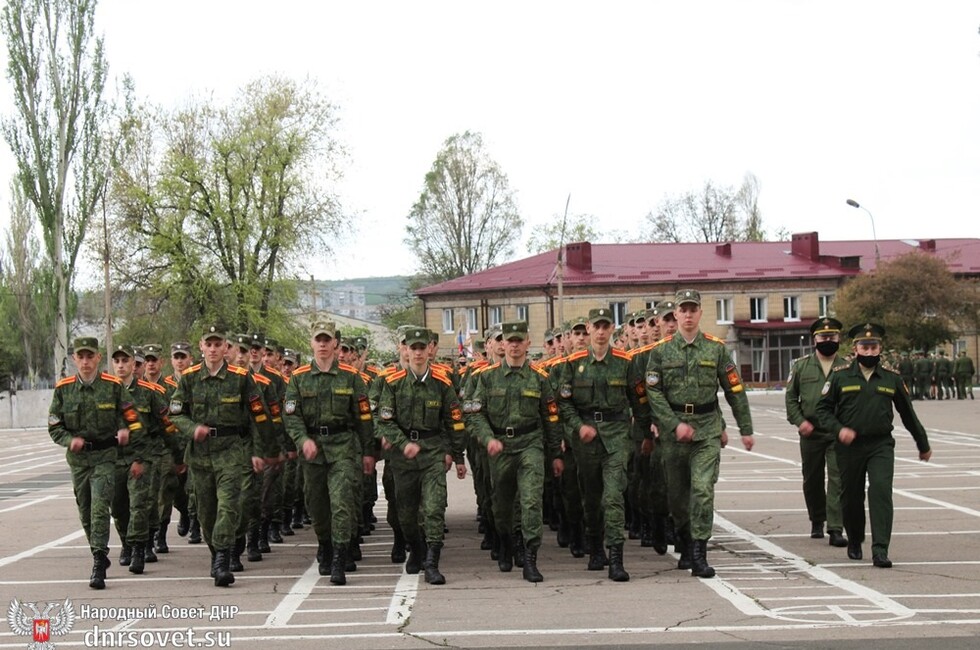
[556,194,570,330]
[102,196,113,371]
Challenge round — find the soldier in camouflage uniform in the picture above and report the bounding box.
[162,342,196,543]
[645,290,755,579]
[467,321,563,582]
[169,325,279,587]
[376,327,467,585]
[283,321,375,585]
[49,337,145,589]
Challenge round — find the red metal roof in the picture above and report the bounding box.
[416,234,980,297]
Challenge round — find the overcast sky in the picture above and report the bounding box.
[2,1,978,283]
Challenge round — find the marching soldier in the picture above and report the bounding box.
[954,351,975,399]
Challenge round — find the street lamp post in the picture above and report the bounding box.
[846,199,881,266]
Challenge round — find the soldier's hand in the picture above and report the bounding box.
[675,422,695,443]
[740,435,753,451]
[403,442,421,459]
[175,463,188,475]
[455,462,467,479]
[264,456,279,469]
[302,439,318,461]
[487,439,504,457]
[640,438,654,455]
[579,424,597,443]
[380,437,392,451]
[798,420,815,437]
[443,454,453,471]
[838,427,857,445]
[69,437,84,453]
[919,449,932,462]
[193,424,211,442]
[251,456,266,473]
[116,428,130,446]
[552,458,564,478]
[720,430,728,448]
[363,456,376,475]
[130,461,144,479]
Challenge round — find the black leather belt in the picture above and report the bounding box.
[577,409,629,423]
[81,438,118,451]
[307,425,351,437]
[490,423,539,438]
[398,426,441,441]
[205,425,241,438]
[668,400,718,415]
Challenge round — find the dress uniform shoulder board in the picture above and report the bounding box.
[659,335,674,344]
[703,333,726,344]
[432,371,453,387]
[566,349,589,362]
[359,371,371,383]
[137,379,166,394]
[375,366,393,378]
[164,376,179,388]
[386,368,408,384]
[367,364,380,374]
[475,362,499,375]
[432,362,452,372]
[251,372,271,385]
[184,363,202,375]
[611,348,631,360]
[292,364,312,376]
[338,362,359,374]
[532,364,550,379]
[629,342,655,358]
[832,364,849,373]
[55,375,77,388]
[100,372,122,385]
[227,364,248,376]
[264,365,284,378]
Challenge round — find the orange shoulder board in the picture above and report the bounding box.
[338,362,359,375]
[251,372,271,385]
[263,365,284,378]
[611,348,631,360]
[432,370,453,387]
[359,372,371,384]
[532,364,550,379]
[704,333,726,344]
[100,372,122,385]
[227,364,248,376]
[183,364,202,375]
[630,342,655,359]
[55,376,77,388]
[164,376,179,388]
[138,379,166,394]
[566,350,589,362]
[386,368,408,384]
[292,364,312,376]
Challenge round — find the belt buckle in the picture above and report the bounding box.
[505,426,515,438]
[409,429,420,441]
[684,404,695,415]
[319,425,330,436]
[208,427,219,437]
[593,411,604,423]
[82,441,93,451]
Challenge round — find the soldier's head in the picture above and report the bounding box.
[659,301,678,336]
[404,328,431,371]
[810,317,842,359]
[263,337,281,368]
[142,344,163,378]
[71,337,102,379]
[673,290,702,335]
[110,344,136,382]
[310,321,338,361]
[543,329,555,357]
[231,334,250,366]
[199,325,227,366]
[848,322,884,368]
[170,341,193,373]
[246,332,265,366]
[282,348,299,377]
[500,321,531,365]
[570,316,589,351]
[587,308,614,347]
[634,312,649,344]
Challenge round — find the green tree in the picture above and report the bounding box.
[2,0,110,378]
[406,131,521,283]
[833,252,980,351]
[111,75,346,333]
[643,172,772,243]
[526,213,632,254]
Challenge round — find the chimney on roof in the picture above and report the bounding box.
[565,241,592,272]
[791,232,820,261]
[918,239,936,252]
[715,242,732,257]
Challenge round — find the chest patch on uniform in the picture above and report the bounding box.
[521,389,541,399]
[334,388,353,396]
[220,396,239,404]
[284,400,296,415]
[559,384,572,399]
[379,406,394,421]
[608,379,626,387]
[820,381,830,395]
[578,365,585,374]
[646,372,660,387]
[425,400,441,408]
[169,400,182,414]
[700,360,717,368]
[841,385,862,393]
[97,403,114,410]
[249,396,264,414]
[876,386,895,396]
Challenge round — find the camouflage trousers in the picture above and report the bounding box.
[67,448,117,555]
[391,450,448,545]
[661,434,721,540]
[111,459,155,544]
[189,440,246,551]
[488,444,545,549]
[302,453,359,546]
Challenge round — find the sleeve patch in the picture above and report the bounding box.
[379,406,394,421]
[169,400,182,414]
[358,395,371,415]
[450,405,463,421]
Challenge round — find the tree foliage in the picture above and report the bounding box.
[406,131,521,284]
[2,0,110,378]
[111,75,347,334]
[832,252,980,351]
[642,172,775,243]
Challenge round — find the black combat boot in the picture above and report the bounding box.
[258,519,272,553]
[269,520,284,544]
[212,549,234,587]
[522,546,543,583]
[489,529,500,560]
[177,510,190,537]
[423,542,445,585]
[651,515,669,555]
[607,544,630,582]
[556,517,570,548]
[690,539,716,578]
[405,538,426,574]
[280,509,295,536]
[119,542,132,567]
[330,544,348,586]
[676,527,693,570]
[230,537,245,572]
[188,516,202,544]
[587,536,607,571]
[89,552,110,590]
[513,533,525,568]
[390,529,407,563]
[246,522,262,562]
[129,545,145,575]
[317,541,332,576]
[497,534,514,572]
[291,504,305,529]
[640,516,654,548]
[569,523,586,559]
[144,532,158,563]
[350,536,362,561]
[155,522,170,553]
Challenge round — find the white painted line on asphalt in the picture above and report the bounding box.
[385,570,418,625]
[894,487,980,518]
[0,458,66,476]
[0,528,85,568]
[0,494,58,513]
[263,561,322,628]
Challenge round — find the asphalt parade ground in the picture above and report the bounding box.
[1,391,979,650]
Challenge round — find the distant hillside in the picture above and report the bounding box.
[317,276,411,305]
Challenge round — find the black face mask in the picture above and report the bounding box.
[815,340,840,357]
[857,354,880,368]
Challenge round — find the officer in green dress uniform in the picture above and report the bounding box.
[816,323,932,567]
[283,321,375,585]
[785,317,848,547]
[954,351,975,399]
[645,290,755,579]
[466,321,563,582]
[49,337,145,589]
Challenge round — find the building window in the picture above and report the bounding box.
[442,309,454,333]
[466,307,478,333]
[716,298,733,324]
[645,301,657,311]
[818,294,832,318]
[516,305,528,322]
[783,296,800,321]
[750,297,768,322]
[489,306,503,326]
[610,302,627,326]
